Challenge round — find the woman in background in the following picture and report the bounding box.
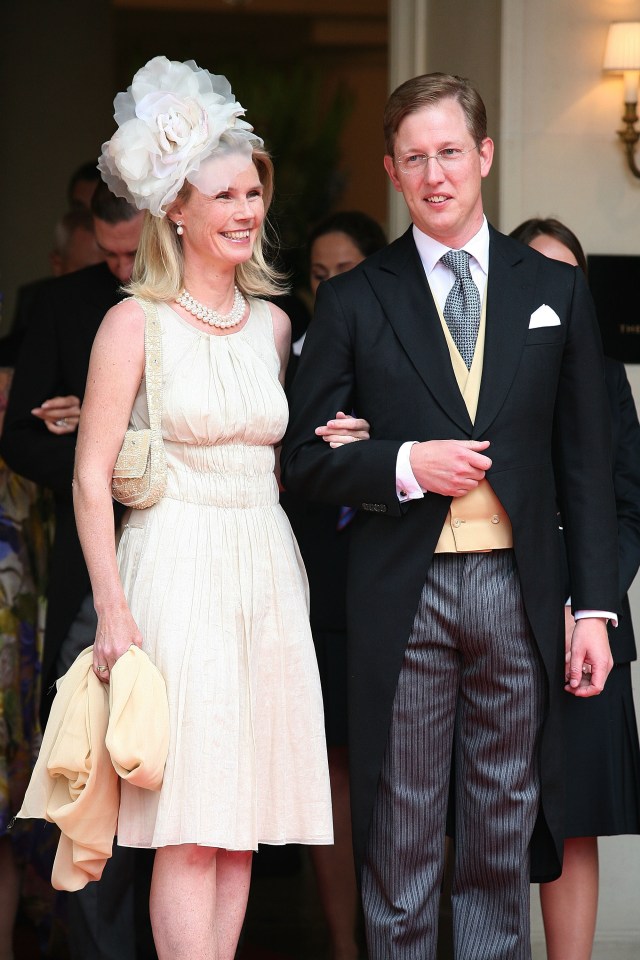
[510,217,640,960]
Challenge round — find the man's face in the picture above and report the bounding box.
[384,98,494,248]
[93,213,144,283]
[51,227,104,277]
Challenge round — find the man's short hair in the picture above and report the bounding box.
[383,73,487,157]
[90,180,141,225]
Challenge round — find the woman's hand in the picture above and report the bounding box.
[92,601,144,682]
[315,410,370,448]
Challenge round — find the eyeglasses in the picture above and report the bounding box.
[394,145,480,175]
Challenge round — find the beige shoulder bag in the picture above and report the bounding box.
[111,299,167,509]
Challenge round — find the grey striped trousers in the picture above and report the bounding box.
[361,550,545,960]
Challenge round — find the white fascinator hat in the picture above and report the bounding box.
[98,56,263,218]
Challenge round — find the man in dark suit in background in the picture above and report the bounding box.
[1,182,143,723]
[281,73,619,960]
[0,182,151,960]
[0,207,105,366]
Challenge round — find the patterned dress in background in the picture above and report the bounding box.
[0,367,61,954]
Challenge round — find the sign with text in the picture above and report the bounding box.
[587,254,640,363]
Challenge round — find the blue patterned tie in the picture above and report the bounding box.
[441,250,481,369]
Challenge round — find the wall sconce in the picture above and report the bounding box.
[603,21,640,178]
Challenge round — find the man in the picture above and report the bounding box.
[67,159,102,210]
[50,207,104,277]
[1,158,101,363]
[0,182,151,960]
[281,74,618,960]
[1,181,143,717]
[0,207,105,365]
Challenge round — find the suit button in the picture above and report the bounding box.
[491,514,500,524]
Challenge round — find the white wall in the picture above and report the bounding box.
[500,0,640,252]
[500,1,640,953]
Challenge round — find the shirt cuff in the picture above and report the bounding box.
[574,609,618,627]
[396,441,425,502]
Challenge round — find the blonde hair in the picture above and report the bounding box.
[126,147,287,301]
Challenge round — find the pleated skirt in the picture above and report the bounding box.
[562,662,640,837]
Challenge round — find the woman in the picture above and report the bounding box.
[73,56,367,960]
[284,211,386,960]
[308,212,386,295]
[510,217,640,960]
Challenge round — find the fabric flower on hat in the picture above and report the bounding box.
[98,56,262,217]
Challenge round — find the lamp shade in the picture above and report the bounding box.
[604,22,640,71]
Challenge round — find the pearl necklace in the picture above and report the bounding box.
[176,286,246,329]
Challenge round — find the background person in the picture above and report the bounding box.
[0,181,125,960]
[283,210,386,960]
[509,216,640,960]
[292,210,387,360]
[1,204,106,367]
[282,73,618,960]
[67,160,102,211]
[50,208,103,278]
[0,158,102,359]
[308,212,386,289]
[0,184,152,960]
[1,182,144,723]
[0,371,56,959]
[72,56,366,960]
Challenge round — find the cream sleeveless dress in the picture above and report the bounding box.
[115,298,333,850]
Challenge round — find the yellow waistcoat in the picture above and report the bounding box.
[434,295,513,552]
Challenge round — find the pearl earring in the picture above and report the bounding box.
[176,221,184,236]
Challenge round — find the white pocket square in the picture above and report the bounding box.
[528,304,561,329]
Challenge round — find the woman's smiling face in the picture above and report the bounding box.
[171,155,265,269]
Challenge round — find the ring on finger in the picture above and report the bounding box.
[96,664,108,672]
[55,418,68,426]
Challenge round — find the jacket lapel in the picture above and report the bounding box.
[364,229,473,434]
[473,227,539,437]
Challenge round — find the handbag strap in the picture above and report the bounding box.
[135,298,163,432]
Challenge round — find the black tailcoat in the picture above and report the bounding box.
[281,226,619,882]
